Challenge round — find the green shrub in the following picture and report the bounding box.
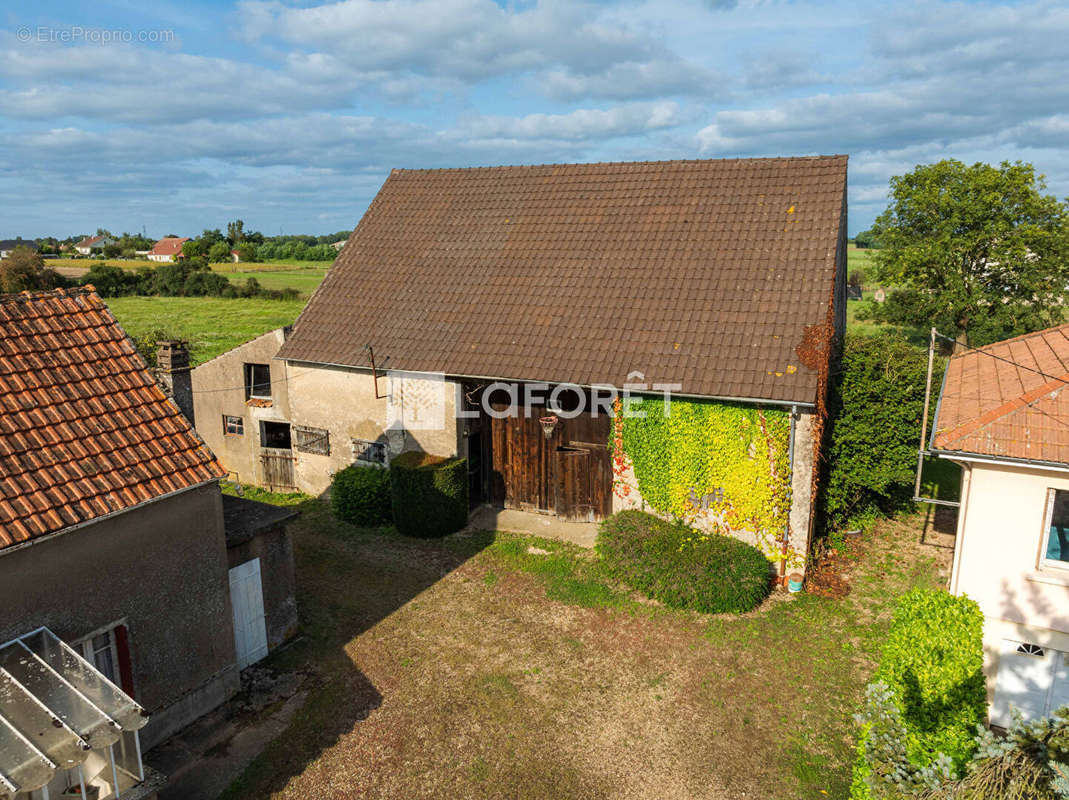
[824,332,936,532]
[331,465,391,526]
[595,510,772,613]
[389,451,468,538]
[851,589,986,798]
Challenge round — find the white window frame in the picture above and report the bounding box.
[1040,488,1069,572]
[244,363,272,401]
[71,621,123,687]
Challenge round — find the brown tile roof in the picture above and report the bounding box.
[932,323,1069,465]
[75,235,105,249]
[149,237,189,256]
[277,156,848,404]
[0,287,225,549]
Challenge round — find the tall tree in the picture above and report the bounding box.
[867,160,1069,347]
[227,219,245,245]
[1,247,65,293]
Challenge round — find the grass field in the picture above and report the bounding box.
[105,296,305,364]
[216,492,950,800]
[221,268,329,295]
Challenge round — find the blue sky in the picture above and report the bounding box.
[2,0,1067,239]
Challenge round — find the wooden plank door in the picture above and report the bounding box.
[554,414,612,521]
[260,449,295,490]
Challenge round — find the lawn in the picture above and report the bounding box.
[220,268,329,295]
[105,296,305,364]
[217,494,950,800]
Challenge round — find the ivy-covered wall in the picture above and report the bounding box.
[611,396,802,565]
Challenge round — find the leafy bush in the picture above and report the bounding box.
[389,452,468,538]
[851,589,986,798]
[331,465,391,526]
[595,510,772,613]
[824,332,935,532]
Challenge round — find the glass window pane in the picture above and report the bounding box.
[1048,490,1069,563]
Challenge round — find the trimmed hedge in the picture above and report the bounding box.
[595,510,772,613]
[389,451,468,538]
[851,588,986,798]
[331,465,391,526]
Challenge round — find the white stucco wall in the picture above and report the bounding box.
[949,460,1069,698]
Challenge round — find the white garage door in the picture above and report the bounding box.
[229,558,269,669]
[991,639,1069,727]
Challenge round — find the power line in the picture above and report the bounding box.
[933,329,1069,391]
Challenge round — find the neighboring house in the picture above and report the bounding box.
[194,157,848,564]
[146,237,189,263]
[932,324,1069,725]
[73,235,116,255]
[331,240,347,251]
[0,240,38,259]
[230,249,242,263]
[0,288,298,798]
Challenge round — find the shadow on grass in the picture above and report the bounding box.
[214,487,497,800]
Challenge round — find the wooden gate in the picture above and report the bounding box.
[489,407,611,521]
[260,448,296,490]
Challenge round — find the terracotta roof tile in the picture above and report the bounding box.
[277,156,848,404]
[0,287,225,549]
[933,323,1069,465]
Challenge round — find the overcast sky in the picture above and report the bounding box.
[2,0,1067,239]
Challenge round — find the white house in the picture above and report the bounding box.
[147,236,189,262]
[932,323,1069,726]
[73,234,115,255]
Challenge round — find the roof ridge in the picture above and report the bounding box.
[0,285,99,305]
[389,154,849,175]
[955,322,1069,359]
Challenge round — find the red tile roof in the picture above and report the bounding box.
[149,237,189,256]
[932,323,1069,465]
[75,235,105,249]
[277,156,848,404]
[0,287,225,549]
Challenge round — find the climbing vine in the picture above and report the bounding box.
[611,396,800,565]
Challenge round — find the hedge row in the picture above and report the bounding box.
[595,510,772,613]
[330,452,468,538]
[851,588,986,798]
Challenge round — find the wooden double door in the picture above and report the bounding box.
[488,408,612,522]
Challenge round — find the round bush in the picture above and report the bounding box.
[389,452,468,538]
[595,510,772,613]
[331,465,391,526]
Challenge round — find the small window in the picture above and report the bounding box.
[73,627,120,685]
[224,415,244,436]
[353,439,387,465]
[1041,489,1069,568]
[295,426,330,455]
[261,420,292,449]
[244,363,272,401]
[1016,643,1045,657]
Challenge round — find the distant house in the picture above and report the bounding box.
[331,240,347,251]
[231,249,242,263]
[0,288,299,797]
[0,239,38,259]
[147,236,189,263]
[73,234,116,255]
[932,324,1069,725]
[194,157,848,570]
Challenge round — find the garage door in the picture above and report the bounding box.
[229,558,269,669]
[991,639,1069,726]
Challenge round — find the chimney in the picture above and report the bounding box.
[156,340,194,425]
